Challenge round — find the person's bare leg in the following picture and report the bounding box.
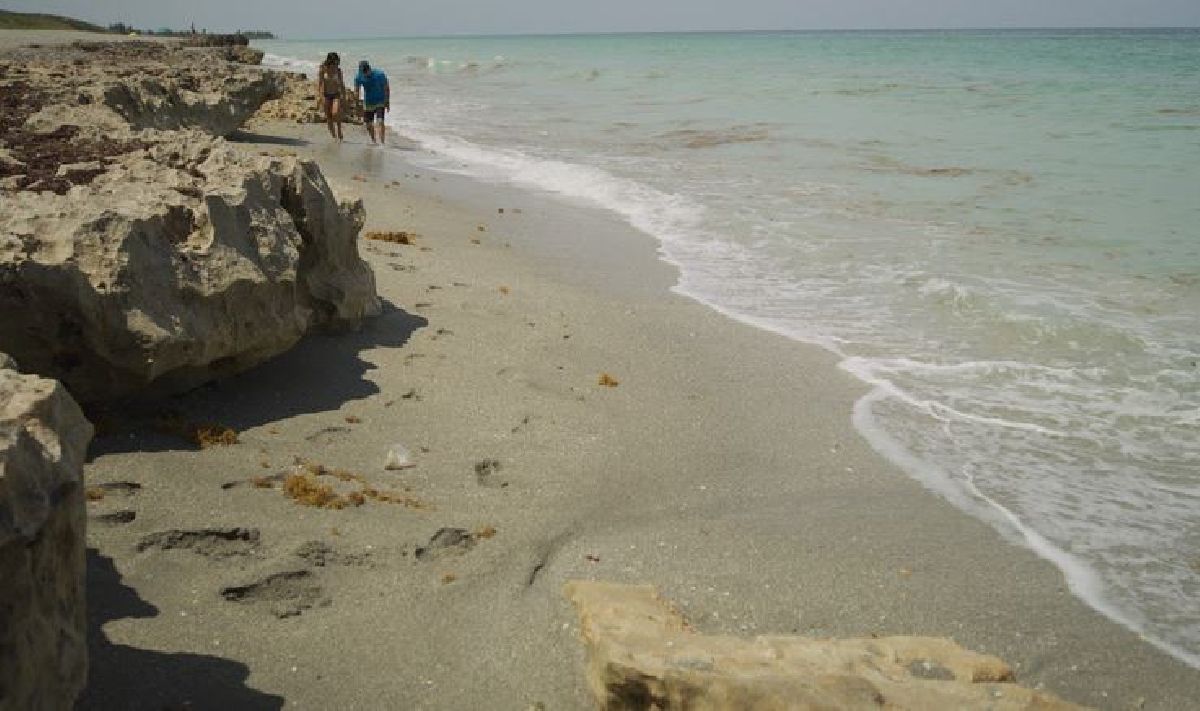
[332,98,343,140]
[324,99,337,139]
[378,119,386,144]
[365,120,376,144]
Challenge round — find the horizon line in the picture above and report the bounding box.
[261,25,1200,42]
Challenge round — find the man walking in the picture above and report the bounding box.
[355,60,390,144]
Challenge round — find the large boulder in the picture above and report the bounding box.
[0,40,380,402]
[565,581,1088,710]
[0,357,93,710]
[0,135,380,402]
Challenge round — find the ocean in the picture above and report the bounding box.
[259,29,1200,667]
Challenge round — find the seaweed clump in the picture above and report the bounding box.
[0,80,146,195]
[361,486,429,510]
[192,424,239,447]
[257,459,429,511]
[300,460,366,484]
[282,473,362,510]
[152,412,239,448]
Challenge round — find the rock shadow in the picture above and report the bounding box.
[77,549,285,710]
[227,129,309,147]
[88,300,426,456]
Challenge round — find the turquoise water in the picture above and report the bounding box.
[261,30,1200,666]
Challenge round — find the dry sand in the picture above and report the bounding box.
[0,29,173,51]
[76,121,1200,709]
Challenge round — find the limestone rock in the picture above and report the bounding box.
[250,72,364,126]
[194,45,266,65]
[1,41,282,140]
[0,134,380,402]
[564,581,1088,711]
[0,40,380,401]
[180,33,253,48]
[93,47,282,136]
[0,358,93,710]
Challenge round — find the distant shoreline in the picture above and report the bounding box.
[256,25,1200,42]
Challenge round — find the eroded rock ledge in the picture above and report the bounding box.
[3,42,279,150]
[565,581,1089,710]
[1,136,379,401]
[0,41,380,402]
[0,356,93,710]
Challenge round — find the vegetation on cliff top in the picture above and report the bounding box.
[0,9,105,32]
[0,9,274,38]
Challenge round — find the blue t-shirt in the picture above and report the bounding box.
[355,70,388,105]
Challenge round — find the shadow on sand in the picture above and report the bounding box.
[88,300,427,456]
[76,549,285,710]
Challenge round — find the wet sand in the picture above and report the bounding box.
[77,121,1200,709]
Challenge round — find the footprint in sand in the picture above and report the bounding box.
[86,481,143,526]
[220,569,329,619]
[295,540,371,568]
[415,527,478,561]
[93,510,137,525]
[305,425,352,445]
[136,527,262,559]
[474,459,508,489]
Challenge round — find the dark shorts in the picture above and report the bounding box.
[363,105,385,124]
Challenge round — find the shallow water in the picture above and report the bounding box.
[261,29,1200,666]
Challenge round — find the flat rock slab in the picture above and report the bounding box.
[564,580,1088,710]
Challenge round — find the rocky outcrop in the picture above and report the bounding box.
[0,40,380,402]
[0,135,379,402]
[0,42,282,193]
[250,72,364,126]
[0,358,93,710]
[565,581,1088,711]
[180,33,252,48]
[1,40,279,140]
[100,67,278,137]
[207,45,266,66]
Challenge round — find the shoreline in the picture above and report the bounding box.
[363,96,1200,672]
[78,117,1200,708]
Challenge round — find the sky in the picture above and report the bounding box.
[9,0,1200,38]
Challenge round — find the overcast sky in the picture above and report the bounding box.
[11,0,1200,38]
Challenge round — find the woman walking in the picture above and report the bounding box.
[317,52,345,141]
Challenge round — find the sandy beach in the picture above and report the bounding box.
[65,113,1199,709]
